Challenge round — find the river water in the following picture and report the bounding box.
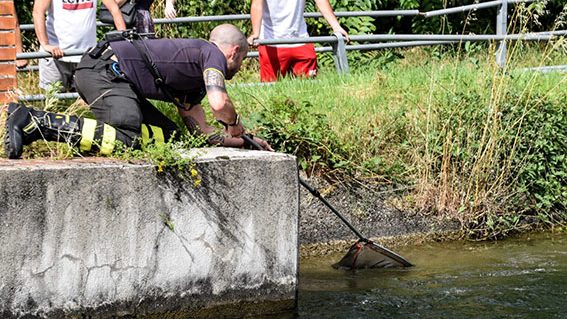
[271,232,567,319]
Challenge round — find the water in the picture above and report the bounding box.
[292,232,567,319]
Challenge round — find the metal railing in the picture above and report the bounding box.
[16,0,565,102]
[18,10,422,31]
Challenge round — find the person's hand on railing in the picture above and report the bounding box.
[41,44,64,59]
[165,1,177,19]
[332,26,350,43]
[247,33,260,47]
[16,59,28,69]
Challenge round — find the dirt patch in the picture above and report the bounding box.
[298,175,461,246]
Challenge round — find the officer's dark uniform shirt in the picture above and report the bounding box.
[110,39,228,105]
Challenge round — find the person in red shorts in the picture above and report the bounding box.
[248,0,349,82]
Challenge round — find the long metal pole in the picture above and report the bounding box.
[255,32,557,46]
[19,1,536,31]
[347,33,555,42]
[345,41,458,51]
[240,136,413,268]
[297,179,366,240]
[15,41,455,77]
[17,10,421,31]
[424,0,503,18]
[241,135,368,240]
[17,49,86,59]
[16,31,562,63]
[423,0,532,18]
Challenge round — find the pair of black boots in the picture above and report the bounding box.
[3,102,82,159]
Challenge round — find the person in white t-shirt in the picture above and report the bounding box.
[33,0,126,91]
[248,0,349,82]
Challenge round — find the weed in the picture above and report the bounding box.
[160,213,175,231]
[113,134,206,187]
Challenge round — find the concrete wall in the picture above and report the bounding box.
[0,148,299,318]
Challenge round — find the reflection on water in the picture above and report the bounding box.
[289,232,567,319]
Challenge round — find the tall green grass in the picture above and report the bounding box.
[222,43,567,239]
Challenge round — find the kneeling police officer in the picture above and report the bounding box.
[5,24,272,159]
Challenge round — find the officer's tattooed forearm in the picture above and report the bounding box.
[182,115,201,135]
[204,69,226,93]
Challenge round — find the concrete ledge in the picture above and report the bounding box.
[0,148,299,318]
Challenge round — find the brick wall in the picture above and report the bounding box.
[0,0,16,104]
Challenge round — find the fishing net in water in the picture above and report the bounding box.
[333,240,413,270]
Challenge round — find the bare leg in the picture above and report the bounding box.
[15,14,28,68]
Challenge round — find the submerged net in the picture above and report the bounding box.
[333,240,413,269]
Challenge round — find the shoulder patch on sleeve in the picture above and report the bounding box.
[203,68,225,78]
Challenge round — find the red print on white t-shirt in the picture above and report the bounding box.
[62,0,94,10]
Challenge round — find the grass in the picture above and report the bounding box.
[224,42,566,239]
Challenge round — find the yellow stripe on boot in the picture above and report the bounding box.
[100,124,116,155]
[22,121,38,134]
[149,125,165,144]
[141,124,150,147]
[80,118,97,152]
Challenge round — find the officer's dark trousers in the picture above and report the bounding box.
[75,50,179,149]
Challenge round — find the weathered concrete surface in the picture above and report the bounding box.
[0,148,299,318]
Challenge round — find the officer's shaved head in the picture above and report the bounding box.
[210,24,248,53]
[210,24,248,80]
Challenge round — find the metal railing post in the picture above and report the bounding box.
[496,0,508,68]
[332,32,349,74]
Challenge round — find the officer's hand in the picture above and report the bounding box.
[237,135,274,151]
[251,136,274,151]
[43,44,64,59]
[227,122,245,138]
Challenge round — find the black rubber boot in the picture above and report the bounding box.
[4,103,38,159]
[4,102,82,159]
